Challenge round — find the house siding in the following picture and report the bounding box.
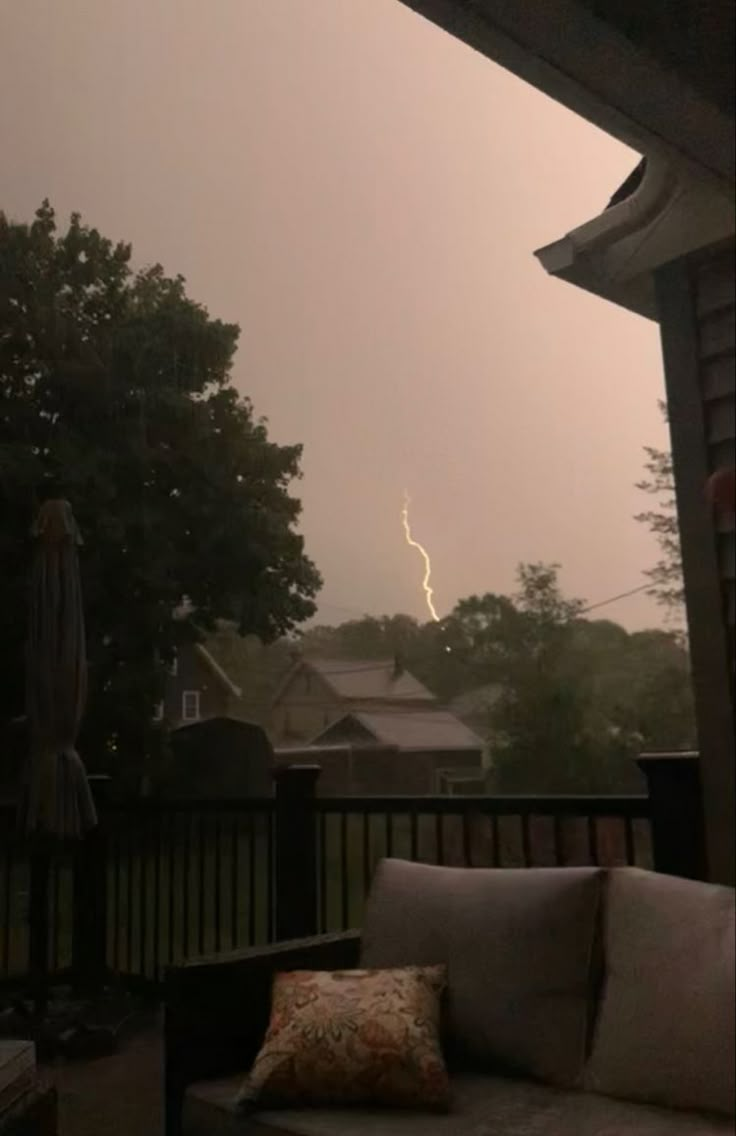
[271,670,341,743]
[163,645,230,726]
[694,246,736,668]
[655,239,735,886]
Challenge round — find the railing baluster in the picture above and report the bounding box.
[126,819,134,974]
[139,812,148,979]
[153,809,162,981]
[267,811,275,942]
[462,813,472,867]
[230,816,239,949]
[182,812,191,960]
[362,813,371,898]
[340,812,349,931]
[3,833,12,973]
[435,813,445,865]
[521,814,532,867]
[213,814,222,955]
[319,812,327,935]
[491,814,501,867]
[112,826,121,974]
[198,812,207,956]
[552,815,564,866]
[587,816,600,866]
[248,813,257,946]
[385,812,394,858]
[409,809,419,861]
[168,812,176,966]
[624,816,636,866]
[50,855,60,974]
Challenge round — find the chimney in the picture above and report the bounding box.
[392,653,404,680]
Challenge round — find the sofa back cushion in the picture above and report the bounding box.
[586,868,735,1117]
[360,859,603,1088]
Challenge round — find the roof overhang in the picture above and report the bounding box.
[398,0,734,193]
[534,158,736,319]
[194,643,242,700]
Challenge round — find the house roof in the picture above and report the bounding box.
[274,657,436,705]
[193,643,242,700]
[313,709,483,752]
[398,1,733,188]
[535,156,735,319]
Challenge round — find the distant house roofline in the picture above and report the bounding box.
[271,655,436,708]
[310,709,484,753]
[193,643,242,700]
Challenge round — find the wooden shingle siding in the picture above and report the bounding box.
[694,244,735,664]
[701,355,734,401]
[655,241,734,885]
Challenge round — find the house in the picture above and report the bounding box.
[270,655,437,744]
[157,643,243,728]
[308,708,485,795]
[398,0,735,885]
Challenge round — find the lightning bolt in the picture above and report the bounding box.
[401,492,440,622]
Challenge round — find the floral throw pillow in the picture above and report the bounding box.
[238,965,450,1111]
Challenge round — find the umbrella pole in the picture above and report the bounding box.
[28,838,51,1020]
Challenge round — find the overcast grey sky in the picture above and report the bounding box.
[1,0,670,629]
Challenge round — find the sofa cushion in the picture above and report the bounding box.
[183,1072,734,1135]
[359,859,603,1087]
[586,868,735,1117]
[238,966,449,1110]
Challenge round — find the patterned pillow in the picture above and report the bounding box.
[238,966,450,1111]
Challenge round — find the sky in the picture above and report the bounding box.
[0,0,671,631]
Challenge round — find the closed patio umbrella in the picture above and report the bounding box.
[20,498,97,838]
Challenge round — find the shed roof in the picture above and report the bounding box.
[313,709,483,752]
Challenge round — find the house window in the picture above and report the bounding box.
[170,650,178,678]
[182,690,200,722]
[153,701,164,722]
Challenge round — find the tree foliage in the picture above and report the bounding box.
[635,402,685,614]
[0,203,321,783]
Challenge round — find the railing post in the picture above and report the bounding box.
[72,774,111,992]
[637,752,707,880]
[274,765,320,941]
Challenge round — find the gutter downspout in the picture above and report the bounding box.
[534,157,676,275]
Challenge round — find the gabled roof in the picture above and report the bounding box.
[313,709,483,752]
[192,643,242,700]
[273,657,436,706]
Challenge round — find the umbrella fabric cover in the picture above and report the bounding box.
[21,499,97,838]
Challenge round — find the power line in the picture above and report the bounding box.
[314,580,654,630]
[579,583,651,615]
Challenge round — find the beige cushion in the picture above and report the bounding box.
[359,859,603,1087]
[184,1072,734,1136]
[586,868,736,1117]
[238,966,450,1110]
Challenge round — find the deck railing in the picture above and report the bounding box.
[0,751,705,990]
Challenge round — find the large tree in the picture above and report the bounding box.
[0,203,321,784]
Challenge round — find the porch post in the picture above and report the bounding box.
[637,752,707,881]
[72,774,111,991]
[274,765,320,941]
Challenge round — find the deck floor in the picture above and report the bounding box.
[49,1020,162,1136]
